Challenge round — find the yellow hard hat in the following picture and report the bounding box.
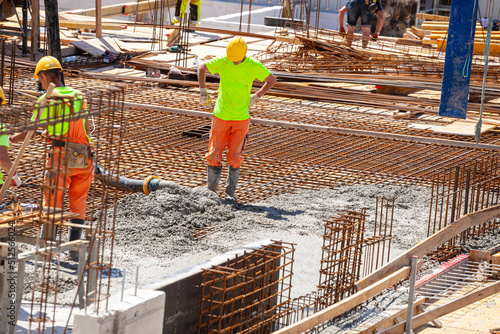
[34,56,63,79]
[226,36,247,62]
[0,87,5,105]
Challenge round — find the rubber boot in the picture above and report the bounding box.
[225,166,240,204]
[69,218,85,261]
[207,165,222,193]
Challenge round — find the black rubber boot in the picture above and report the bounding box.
[225,166,240,199]
[69,218,85,261]
[207,165,222,192]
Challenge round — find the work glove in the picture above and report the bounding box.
[200,88,212,106]
[10,172,22,187]
[371,33,379,40]
[249,93,260,107]
[339,26,346,36]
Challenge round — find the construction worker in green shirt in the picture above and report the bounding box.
[197,36,277,203]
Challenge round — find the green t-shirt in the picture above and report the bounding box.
[0,125,8,185]
[206,56,271,121]
[31,87,88,140]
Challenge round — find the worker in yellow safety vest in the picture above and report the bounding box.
[10,56,92,259]
[197,36,277,204]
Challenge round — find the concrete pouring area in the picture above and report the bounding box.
[1,0,500,333]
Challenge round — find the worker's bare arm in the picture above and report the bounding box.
[338,5,347,28]
[256,73,277,98]
[375,10,384,35]
[0,146,13,174]
[197,63,211,88]
[9,130,35,143]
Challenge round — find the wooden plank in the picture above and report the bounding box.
[37,19,126,30]
[430,33,500,41]
[70,37,122,56]
[96,0,102,38]
[437,39,500,55]
[19,240,88,260]
[416,13,449,21]
[357,205,500,291]
[431,120,497,137]
[356,299,425,334]
[490,253,500,279]
[64,0,177,18]
[31,0,39,61]
[405,29,420,40]
[273,266,413,334]
[410,26,432,39]
[380,280,500,333]
[470,249,491,262]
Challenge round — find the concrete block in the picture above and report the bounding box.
[112,289,165,334]
[73,310,114,334]
[73,289,165,334]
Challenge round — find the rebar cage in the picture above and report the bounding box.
[198,241,295,334]
[0,86,126,333]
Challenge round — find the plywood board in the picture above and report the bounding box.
[431,119,497,136]
[70,37,122,57]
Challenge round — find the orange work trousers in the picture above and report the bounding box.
[205,116,250,168]
[43,151,93,220]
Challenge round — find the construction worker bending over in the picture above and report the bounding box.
[338,0,383,48]
[198,36,276,203]
[172,0,202,25]
[0,87,22,188]
[10,56,92,257]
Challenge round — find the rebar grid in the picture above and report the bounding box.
[362,196,395,278]
[83,90,126,315]
[2,74,500,214]
[255,29,500,82]
[276,204,393,332]
[198,241,294,334]
[8,68,500,145]
[317,209,366,306]
[427,156,500,261]
[416,258,500,303]
[0,87,126,332]
[276,288,331,331]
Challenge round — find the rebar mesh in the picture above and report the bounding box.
[198,241,294,334]
[317,209,366,306]
[427,156,500,261]
[0,86,125,332]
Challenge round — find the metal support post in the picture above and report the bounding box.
[406,255,418,334]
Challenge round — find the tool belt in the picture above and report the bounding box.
[51,139,91,169]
